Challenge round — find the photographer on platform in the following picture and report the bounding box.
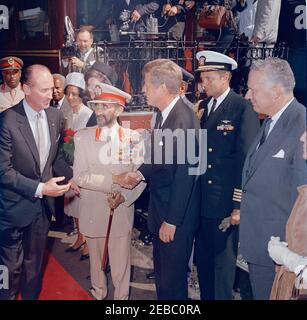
[111,1,160,103]
[112,1,159,38]
[157,1,195,40]
[67,26,104,74]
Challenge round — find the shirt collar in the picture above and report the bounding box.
[2,82,22,93]
[271,98,294,123]
[161,96,180,125]
[81,48,93,60]
[58,96,65,107]
[23,99,46,121]
[210,87,230,107]
[100,121,120,141]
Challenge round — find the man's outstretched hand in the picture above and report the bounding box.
[42,177,71,197]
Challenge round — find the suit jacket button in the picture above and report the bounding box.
[208,148,213,152]
[208,180,213,185]
[243,189,246,193]
[208,165,212,169]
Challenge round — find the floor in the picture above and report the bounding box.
[43,219,252,300]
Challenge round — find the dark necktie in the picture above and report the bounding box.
[53,101,59,109]
[258,117,272,148]
[154,110,163,129]
[207,98,217,119]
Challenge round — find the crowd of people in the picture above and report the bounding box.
[0,0,306,302]
[0,50,306,301]
[57,1,286,100]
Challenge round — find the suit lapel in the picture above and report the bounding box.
[17,103,40,169]
[160,99,181,130]
[44,108,57,169]
[202,91,232,129]
[243,101,296,185]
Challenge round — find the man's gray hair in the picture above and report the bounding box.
[250,57,295,93]
[143,59,182,95]
[52,73,65,84]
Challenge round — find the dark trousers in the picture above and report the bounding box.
[0,207,50,300]
[195,217,239,300]
[248,263,276,300]
[152,229,194,300]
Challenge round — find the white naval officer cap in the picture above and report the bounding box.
[196,50,238,72]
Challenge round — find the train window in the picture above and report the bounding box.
[76,0,111,41]
[17,0,49,41]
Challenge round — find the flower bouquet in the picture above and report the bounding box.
[62,128,75,166]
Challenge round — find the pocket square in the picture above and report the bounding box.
[272,149,285,158]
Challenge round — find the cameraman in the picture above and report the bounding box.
[69,26,104,74]
[113,1,159,37]
[157,1,195,40]
[110,1,160,103]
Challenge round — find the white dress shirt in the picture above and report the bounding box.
[207,87,230,115]
[23,100,51,197]
[56,96,65,109]
[267,97,294,137]
[161,96,180,126]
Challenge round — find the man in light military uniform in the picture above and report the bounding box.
[73,83,146,300]
[0,56,25,112]
[194,50,260,300]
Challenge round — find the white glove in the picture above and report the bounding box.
[268,236,307,273]
[268,236,289,265]
[218,216,231,232]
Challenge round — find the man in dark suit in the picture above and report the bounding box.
[240,57,306,300]
[194,50,260,300]
[0,65,73,300]
[113,59,201,299]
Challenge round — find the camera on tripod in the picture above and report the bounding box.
[119,9,132,31]
[60,16,79,59]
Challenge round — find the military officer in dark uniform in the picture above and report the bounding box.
[194,50,260,300]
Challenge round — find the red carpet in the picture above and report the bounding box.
[38,253,92,300]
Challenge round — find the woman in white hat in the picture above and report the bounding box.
[64,72,93,260]
[64,72,93,131]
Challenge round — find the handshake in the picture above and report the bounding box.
[112,171,144,189]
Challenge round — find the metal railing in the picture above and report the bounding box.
[87,40,289,109]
